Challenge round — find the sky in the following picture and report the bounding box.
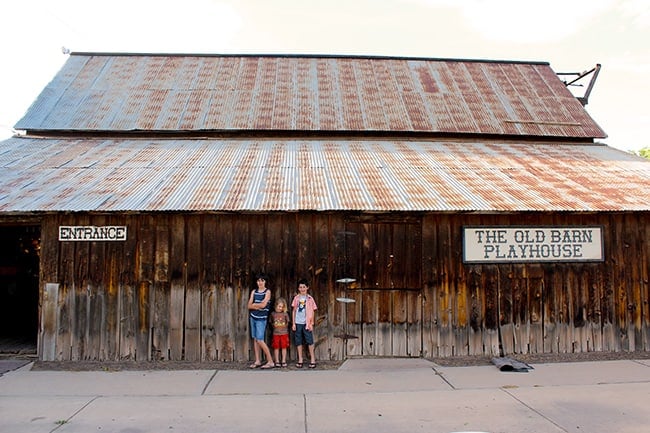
[1,0,648,152]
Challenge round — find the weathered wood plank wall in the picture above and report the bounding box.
[36,211,649,362]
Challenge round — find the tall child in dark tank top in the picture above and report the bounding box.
[247,274,274,369]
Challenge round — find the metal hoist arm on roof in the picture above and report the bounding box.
[557,64,602,106]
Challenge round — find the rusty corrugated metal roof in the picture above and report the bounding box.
[1,137,647,212]
[15,53,606,139]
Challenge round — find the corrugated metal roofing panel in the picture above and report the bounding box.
[15,54,606,139]
[1,137,648,213]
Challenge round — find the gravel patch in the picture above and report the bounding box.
[431,350,650,367]
[24,350,650,371]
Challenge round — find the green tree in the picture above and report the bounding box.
[639,147,650,159]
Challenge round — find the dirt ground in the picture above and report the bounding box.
[27,350,650,371]
[30,359,344,372]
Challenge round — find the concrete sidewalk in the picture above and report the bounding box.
[1,358,649,433]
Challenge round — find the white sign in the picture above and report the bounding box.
[463,226,604,263]
[59,226,127,241]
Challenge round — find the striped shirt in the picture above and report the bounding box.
[250,289,270,320]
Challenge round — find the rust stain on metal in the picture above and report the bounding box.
[16,54,606,139]
[1,137,648,213]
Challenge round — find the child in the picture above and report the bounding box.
[291,278,318,368]
[247,274,275,369]
[270,297,290,367]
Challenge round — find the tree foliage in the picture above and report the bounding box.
[639,147,650,159]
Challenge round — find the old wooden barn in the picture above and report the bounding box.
[1,53,649,363]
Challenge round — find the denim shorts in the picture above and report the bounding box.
[293,323,314,346]
[250,317,267,341]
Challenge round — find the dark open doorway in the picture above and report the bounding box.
[0,226,40,356]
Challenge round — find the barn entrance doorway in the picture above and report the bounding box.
[338,217,422,357]
[0,226,40,356]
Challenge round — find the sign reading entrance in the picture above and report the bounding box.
[59,226,127,241]
[463,226,604,263]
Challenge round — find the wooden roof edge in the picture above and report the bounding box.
[67,51,551,66]
[16,129,600,143]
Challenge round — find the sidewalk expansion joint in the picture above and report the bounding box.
[431,367,456,389]
[500,388,569,433]
[51,395,100,433]
[302,394,308,433]
[201,369,219,395]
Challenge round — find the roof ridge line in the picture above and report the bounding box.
[68,51,550,65]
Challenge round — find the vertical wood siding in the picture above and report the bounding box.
[37,211,649,361]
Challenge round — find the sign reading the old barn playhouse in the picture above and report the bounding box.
[59,226,127,241]
[463,226,604,263]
